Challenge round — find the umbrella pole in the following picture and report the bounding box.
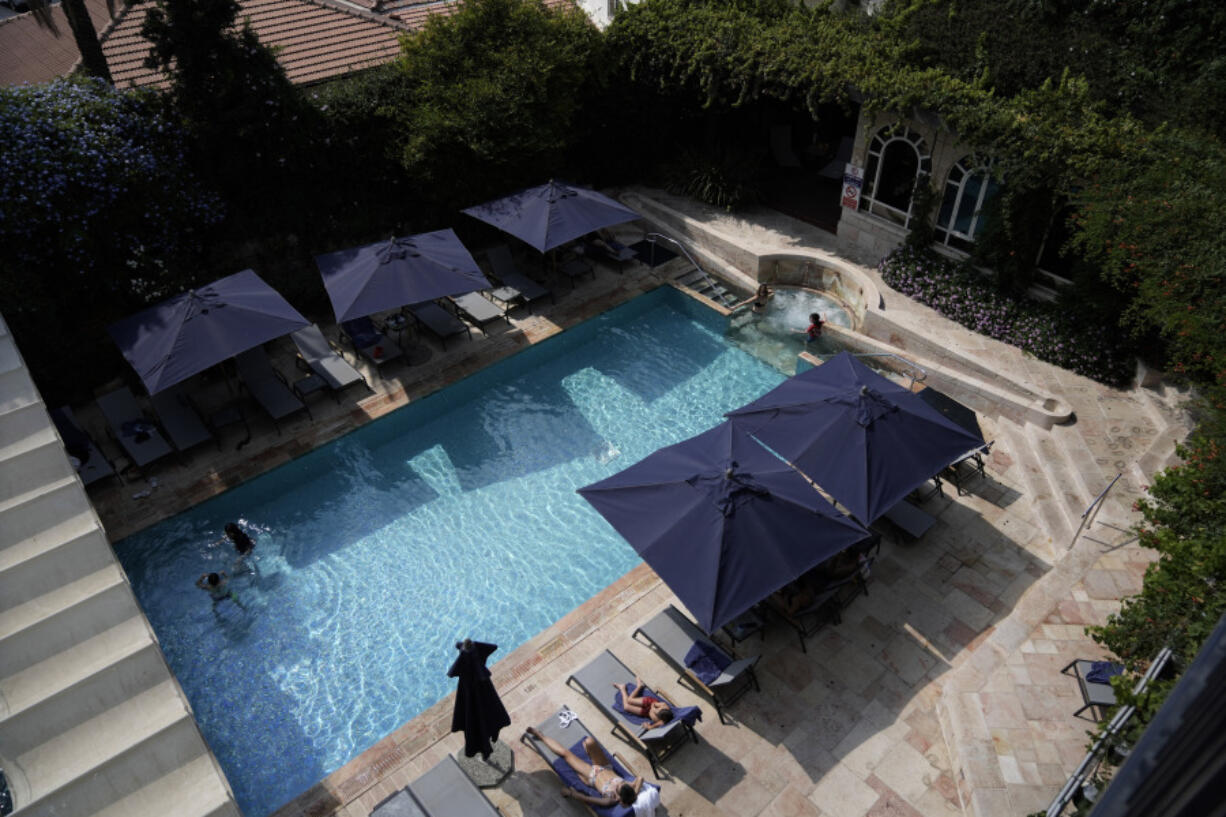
[454,740,514,788]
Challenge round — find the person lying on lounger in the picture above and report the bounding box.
[613,677,674,734]
[525,727,660,816]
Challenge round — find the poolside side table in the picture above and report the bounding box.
[292,373,328,404]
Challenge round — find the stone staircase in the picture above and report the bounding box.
[940,375,1190,815]
[0,314,239,817]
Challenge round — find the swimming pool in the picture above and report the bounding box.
[113,287,788,817]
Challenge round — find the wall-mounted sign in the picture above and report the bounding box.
[841,163,864,210]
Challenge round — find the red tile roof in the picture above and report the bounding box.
[382,0,574,28]
[104,0,409,88]
[0,0,120,86]
[2,0,579,88]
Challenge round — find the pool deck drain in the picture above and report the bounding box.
[83,196,1188,817]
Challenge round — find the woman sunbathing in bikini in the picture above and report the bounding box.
[613,677,674,735]
[524,726,646,810]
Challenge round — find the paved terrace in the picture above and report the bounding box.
[82,195,1189,817]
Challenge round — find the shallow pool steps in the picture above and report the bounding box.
[0,320,237,817]
[673,267,738,307]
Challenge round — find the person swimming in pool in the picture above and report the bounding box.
[800,312,823,342]
[222,522,258,575]
[196,572,246,610]
[612,676,674,734]
[524,726,660,816]
[751,283,774,313]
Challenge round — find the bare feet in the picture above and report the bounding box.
[525,726,542,740]
[560,788,571,799]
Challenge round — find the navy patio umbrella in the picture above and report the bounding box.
[726,352,987,524]
[448,639,512,760]
[461,180,640,253]
[108,268,309,395]
[315,229,491,323]
[578,421,871,634]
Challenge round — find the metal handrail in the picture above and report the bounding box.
[1045,646,1174,816]
[1072,472,1123,545]
[644,232,737,306]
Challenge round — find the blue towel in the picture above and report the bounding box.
[614,685,702,728]
[549,739,659,817]
[683,640,731,686]
[120,419,156,442]
[1085,661,1124,685]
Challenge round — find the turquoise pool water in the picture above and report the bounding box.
[113,288,789,817]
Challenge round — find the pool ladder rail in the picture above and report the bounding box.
[646,232,740,309]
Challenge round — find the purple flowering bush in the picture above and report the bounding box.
[0,77,222,291]
[879,247,1135,386]
[0,78,223,401]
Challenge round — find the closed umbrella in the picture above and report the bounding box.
[448,639,511,760]
[462,180,639,253]
[578,421,870,634]
[726,352,987,524]
[107,269,308,395]
[315,229,490,323]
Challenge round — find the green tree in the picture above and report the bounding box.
[391,0,604,208]
[1070,128,1226,382]
[140,0,313,223]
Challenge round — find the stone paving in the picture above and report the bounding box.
[86,192,1190,817]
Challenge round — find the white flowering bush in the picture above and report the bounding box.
[879,246,1135,385]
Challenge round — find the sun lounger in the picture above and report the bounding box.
[150,385,216,453]
[339,316,404,368]
[633,604,760,724]
[580,237,637,271]
[567,649,699,777]
[411,754,501,816]
[408,302,471,348]
[486,244,553,312]
[448,291,507,330]
[369,788,427,817]
[369,754,500,817]
[235,348,310,432]
[522,713,660,817]
[291,324,368,399]
[97,386,174,470]
[50,406,117,486]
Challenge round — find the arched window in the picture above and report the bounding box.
[936,157,1000,251]
[860,126,931,228]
